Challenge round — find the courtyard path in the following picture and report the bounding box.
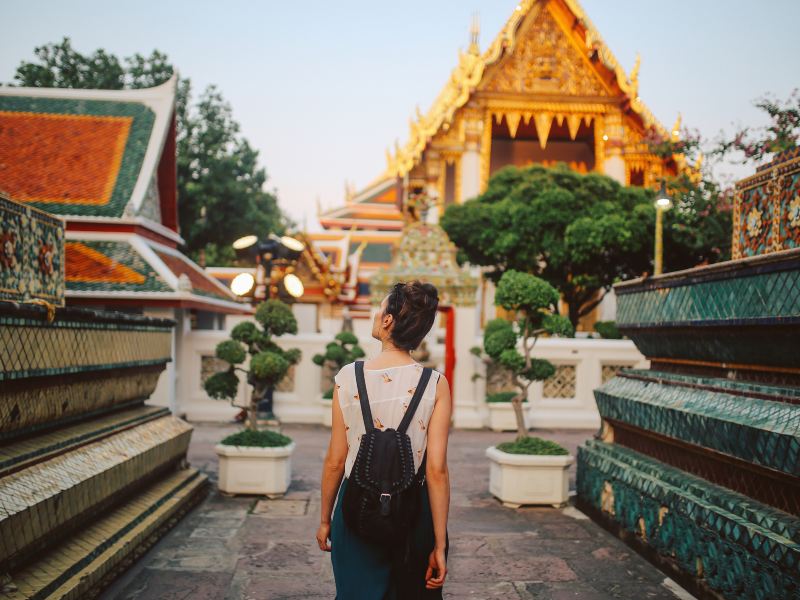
[100,423,693,600]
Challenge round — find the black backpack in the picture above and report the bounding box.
[342,360,433,546]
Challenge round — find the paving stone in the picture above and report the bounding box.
[449,555,578,583]
[114,568,233,600]
[98,424,692,600]
[443,580,522,598]
[251,498,309,516]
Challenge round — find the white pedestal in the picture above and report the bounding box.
[215,442,295,497]
[487,403,530,432]
[485,446,573,507]
[319,396,332,427]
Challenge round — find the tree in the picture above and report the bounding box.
[204,299,301,428]
[441,164,654,328]
[476,271,573,439]
[312,332,366,398]
[11,37,286,265]
[714,90,800,164]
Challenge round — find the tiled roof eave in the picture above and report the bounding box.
[65,289,253,314]
[0,78,177,218]
[66,215,184,245]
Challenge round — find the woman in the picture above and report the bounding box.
[317,281,452,599]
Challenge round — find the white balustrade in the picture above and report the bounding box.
[176,324,646,429]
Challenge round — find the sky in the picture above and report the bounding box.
[2,0,799,231]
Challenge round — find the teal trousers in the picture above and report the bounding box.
[330,478,448,600]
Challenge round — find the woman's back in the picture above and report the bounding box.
[335,361,441,478]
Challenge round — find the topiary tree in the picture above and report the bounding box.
[312,331,365,398]
[204,299,301,429]
[484,270,574,440]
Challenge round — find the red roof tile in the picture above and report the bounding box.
[0,112,131,205]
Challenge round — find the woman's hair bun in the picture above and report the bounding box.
[385,281,439,351]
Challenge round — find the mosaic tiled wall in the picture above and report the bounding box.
[0,195,64,305]
[614,249,800,371]
[733,149,800,259]
[578,238,800,598]
[0,300,208,598]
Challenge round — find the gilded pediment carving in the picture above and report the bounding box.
[484,8,607,97]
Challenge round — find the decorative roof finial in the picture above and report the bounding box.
[629,52,641,94]
[469,12,480,55]
[671,113,682,140]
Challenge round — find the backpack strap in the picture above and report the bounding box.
[398,367,433,434]
[354,361,374,432]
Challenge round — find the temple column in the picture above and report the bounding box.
[601,111,626,185]
[425,150,442,224]
[452,287,485,429]
[460,115,484,201]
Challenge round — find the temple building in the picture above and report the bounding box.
[0,76,248,414]
[312,0,684,327]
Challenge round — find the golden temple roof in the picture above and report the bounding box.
[385,0,673,178]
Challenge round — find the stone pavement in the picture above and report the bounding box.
[100,423,695,600]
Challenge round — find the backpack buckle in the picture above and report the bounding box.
[379,493,392,516]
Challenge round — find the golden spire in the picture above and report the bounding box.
[469,12,480,55]
[671,113,682,140]
[629,53,641,95]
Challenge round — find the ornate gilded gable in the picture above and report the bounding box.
[484,6,606,97]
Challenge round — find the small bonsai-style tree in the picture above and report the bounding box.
[204,299,301,430]
[312,331,365,399]
[486,270,574,441]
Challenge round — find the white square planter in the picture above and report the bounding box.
[318,396,333,427]
[485,446,573,508]
[215,441,295,497]
[487,402,531,432]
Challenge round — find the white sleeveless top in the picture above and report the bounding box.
[334,361,441,478]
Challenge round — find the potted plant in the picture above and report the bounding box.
[472,318,533,432]
[486,391,530,432]
[482,270,575,508]
[312,331,365,427]
[204,299,301,496]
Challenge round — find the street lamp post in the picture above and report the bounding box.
[230,233,306,418]
[654,181,672,276]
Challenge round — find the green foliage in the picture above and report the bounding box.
[494,270,559,315]
[255,299,298,337]
[202,299,300,431]
[283,348,302,365]
[335,331,359,345]
[220,429,292,448]
[484,321,517,359]
[251,351,290,386]
[231,321,258,344]
[204,370,239,400]
[486,391,526,403]
[441,165,656,327]
[216,340,246,364]
[484,318,513,338]
[313,330,365,373]
[496,436,569,456]
[11,38,287,266]
[469,345,483,358]
[542,314,575,338]
[521,359,556,382]
[322,388,334,400]
[594,320,622,340]
[498,348,525,372]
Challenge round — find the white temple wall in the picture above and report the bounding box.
[175,317,646,429]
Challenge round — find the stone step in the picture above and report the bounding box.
[596,373,800,477]
[0,405,169,478]
[0,415,192,570]
[3,466,208,600]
